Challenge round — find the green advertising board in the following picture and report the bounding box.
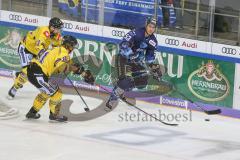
[0,25,235,108]
[0,26,27,70]
[162,54,234,108]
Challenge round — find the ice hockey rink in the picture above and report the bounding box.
[0,75,240,160]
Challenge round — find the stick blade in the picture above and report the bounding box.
[204,109,221,115]
[163,122,179,126]
[123,98,179,126]
[84,108,90,112]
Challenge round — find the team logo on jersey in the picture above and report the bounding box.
[187,60,230,101]
[149,40,156,47]
[44,31,50,37]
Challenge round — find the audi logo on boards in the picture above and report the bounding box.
[165,38,180,46]
[112,30,125,37]
[63,23,73,29]
[221,47,237,55]
[9,14,22,21]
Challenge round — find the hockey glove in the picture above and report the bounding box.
[72,63,85,75]
[82,70,95,85]
[149,64,163,81]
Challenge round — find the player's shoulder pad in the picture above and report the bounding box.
[127,29,136,37]
[134,27,145,35]
[123,29,136,41]
[60,47,70,62]
[39,26,50,38]
[43,31,50,38]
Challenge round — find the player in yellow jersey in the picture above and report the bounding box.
[25,35,94,122]
[8,17,64,99]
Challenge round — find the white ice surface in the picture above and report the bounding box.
[0,76,240,160]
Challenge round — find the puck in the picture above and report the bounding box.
[205,118,210,121]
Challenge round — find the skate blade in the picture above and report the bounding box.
[6,95,14,100]
[48,120,68,123]
[104,107,112,112]
[23,118,41,122]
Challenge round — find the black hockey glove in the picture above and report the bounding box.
[149,64,163,81]
[72,63,85,75]
[82,70,95,85]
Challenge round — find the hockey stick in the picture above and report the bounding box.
[64,74,90,112]
[129,70,222,115]
[155,79,222,115]
[96,84,178,126]
[173,88,221,115]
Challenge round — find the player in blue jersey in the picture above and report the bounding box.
[106,17,163,110]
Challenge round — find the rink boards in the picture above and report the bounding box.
[0,10,240,118]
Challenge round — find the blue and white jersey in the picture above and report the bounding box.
[119,27,158,64]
